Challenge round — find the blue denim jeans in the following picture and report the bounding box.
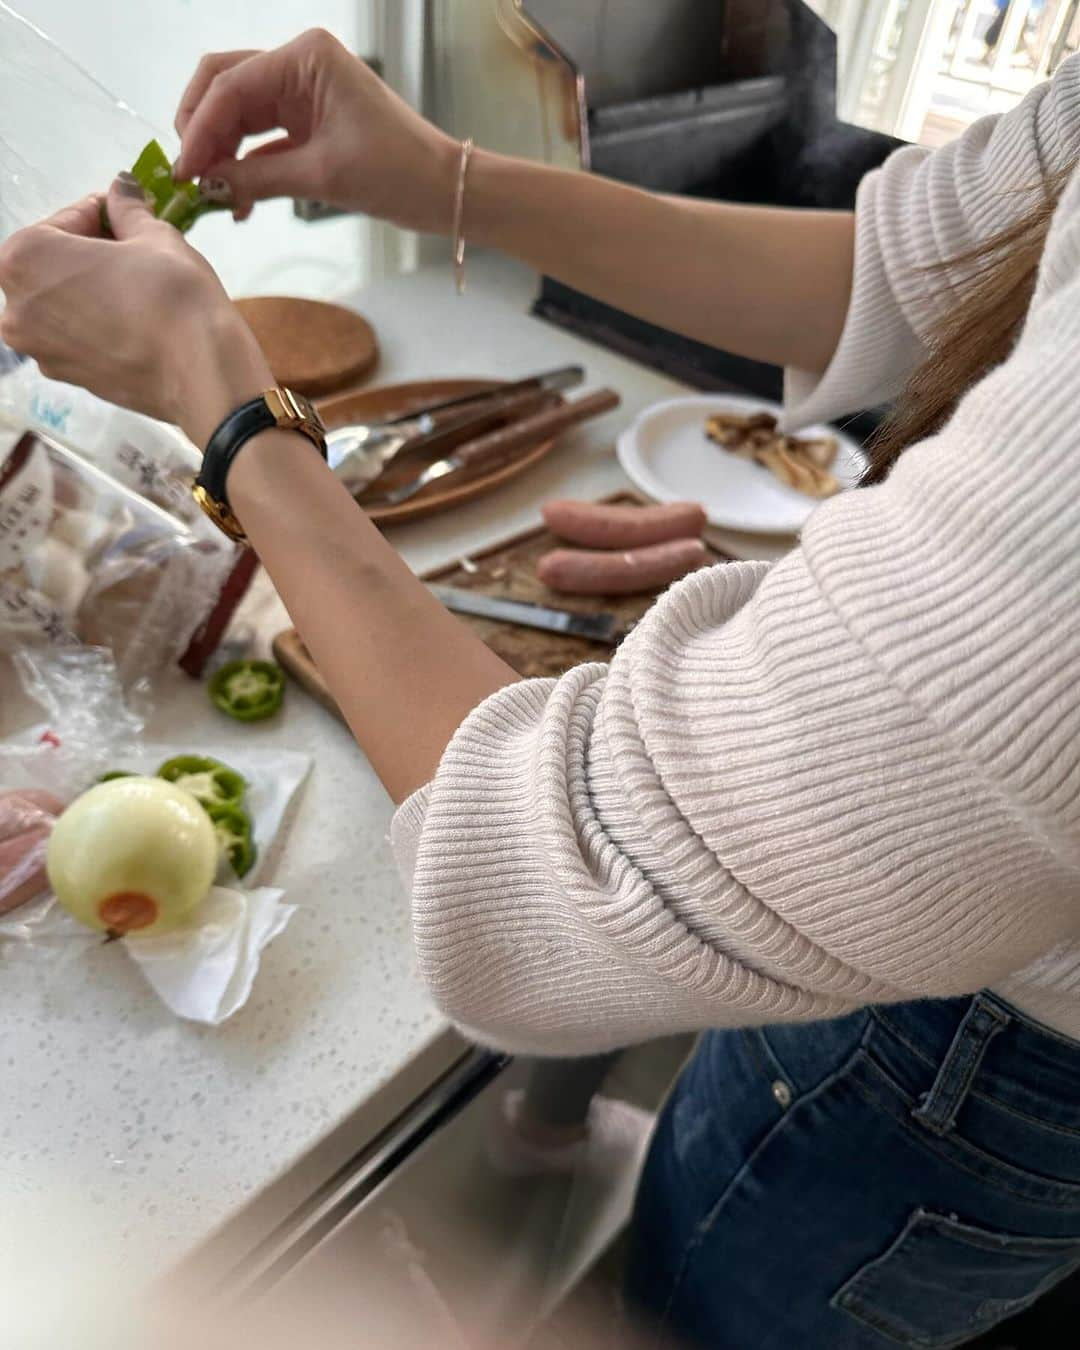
[625,994,1080,1348]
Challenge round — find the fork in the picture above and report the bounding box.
[327,365,583,493]
[365,389,622,508]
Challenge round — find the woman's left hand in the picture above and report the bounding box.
[0,176,272,447]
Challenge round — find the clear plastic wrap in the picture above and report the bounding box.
[0,6,256,681]
[0,1,163,241]
[0,787,61,916]
[0,10,297,1021]
[0,645,141,927]
[0,429,235,687]
[0,645,144,790]
[0,2,215,534]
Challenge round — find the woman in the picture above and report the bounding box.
[2,29,1079,1349]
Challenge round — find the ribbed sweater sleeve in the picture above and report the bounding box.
[784,50,1080,430]
[391,94,1080,1057]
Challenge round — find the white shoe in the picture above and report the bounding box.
[487,1091,653,1180]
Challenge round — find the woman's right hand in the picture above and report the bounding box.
[173,28,460,232]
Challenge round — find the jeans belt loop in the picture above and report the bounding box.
[912,994,1010,1137]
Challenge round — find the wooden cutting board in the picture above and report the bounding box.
[273,492,730,720]
[234,296,379,398]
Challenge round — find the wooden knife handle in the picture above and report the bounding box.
[453,389,622,467]
[424,385,553,438]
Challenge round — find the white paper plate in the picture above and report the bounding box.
[616,394,867,534]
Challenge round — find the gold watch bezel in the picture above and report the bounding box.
[264,386,327,447]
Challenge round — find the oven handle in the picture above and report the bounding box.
[224,1047,508,1297]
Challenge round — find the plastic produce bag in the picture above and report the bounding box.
[0,645,144,796]
[0,786,61,917]
[0,1,164,241]
[0,645,145,927]
[0,2,210,526]
[0,343,208,526]
[0,8,236,542]
[0,429,235,687]
[0,6,257,677]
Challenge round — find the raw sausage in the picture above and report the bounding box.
[537,538,710,596]
[0,788,63,915]
[0,828,51,914]
[0,788,64,841]
[542,499,706,550]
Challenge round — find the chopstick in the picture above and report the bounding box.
[448,388,622,467]
[385,363,584,426]
[364,388,622,507]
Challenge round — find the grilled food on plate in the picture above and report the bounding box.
[704,410,840,498]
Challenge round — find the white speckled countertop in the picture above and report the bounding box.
[0,254,788,1289]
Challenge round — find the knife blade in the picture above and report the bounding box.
[429,583,629,645]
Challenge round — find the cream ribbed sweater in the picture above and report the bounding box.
[392,59,1080,1055]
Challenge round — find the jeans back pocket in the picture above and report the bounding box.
[832,1208,1080,1348]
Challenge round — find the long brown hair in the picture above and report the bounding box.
[863,170,1069,483]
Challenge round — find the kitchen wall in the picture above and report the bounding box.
[9,0,377,299]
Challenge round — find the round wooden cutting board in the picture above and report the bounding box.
[234,296,379,398]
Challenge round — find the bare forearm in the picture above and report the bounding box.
[231,437,516,802]
[200,393,516,803]
[464,150,854,375]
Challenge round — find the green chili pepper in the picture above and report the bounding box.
[101,139,228,237]
[98,770,136,783]
[209,660,285,723]
[132,139,176,216]
[207,802,257,879]
[157,755,247,809]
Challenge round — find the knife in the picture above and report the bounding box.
[367,389,622,508]
[385,364,584,426]
[429,583,631,645]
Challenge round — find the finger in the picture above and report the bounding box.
[175,49,258,138]
[175,48,292,181]
[104,174,162,240]
[0,222,82,293]
[204,136,312,210]
[240,134,304,161]
[0,303,73,366]
[41,194,107,239]
[0,304,29,353]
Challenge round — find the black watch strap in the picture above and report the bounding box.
[196,396,279,506]
[193,389,327,542]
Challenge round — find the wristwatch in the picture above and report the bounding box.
[193,387,327,543]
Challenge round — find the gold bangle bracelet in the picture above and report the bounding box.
[452,137,474,296]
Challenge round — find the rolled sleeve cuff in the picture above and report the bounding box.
[781,169,924,432]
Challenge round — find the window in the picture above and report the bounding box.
[816,0,1080,146]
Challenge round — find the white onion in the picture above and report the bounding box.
[47,777,216,935]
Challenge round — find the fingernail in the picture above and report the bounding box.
[199,176,234,205]
[113,171,148,199]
